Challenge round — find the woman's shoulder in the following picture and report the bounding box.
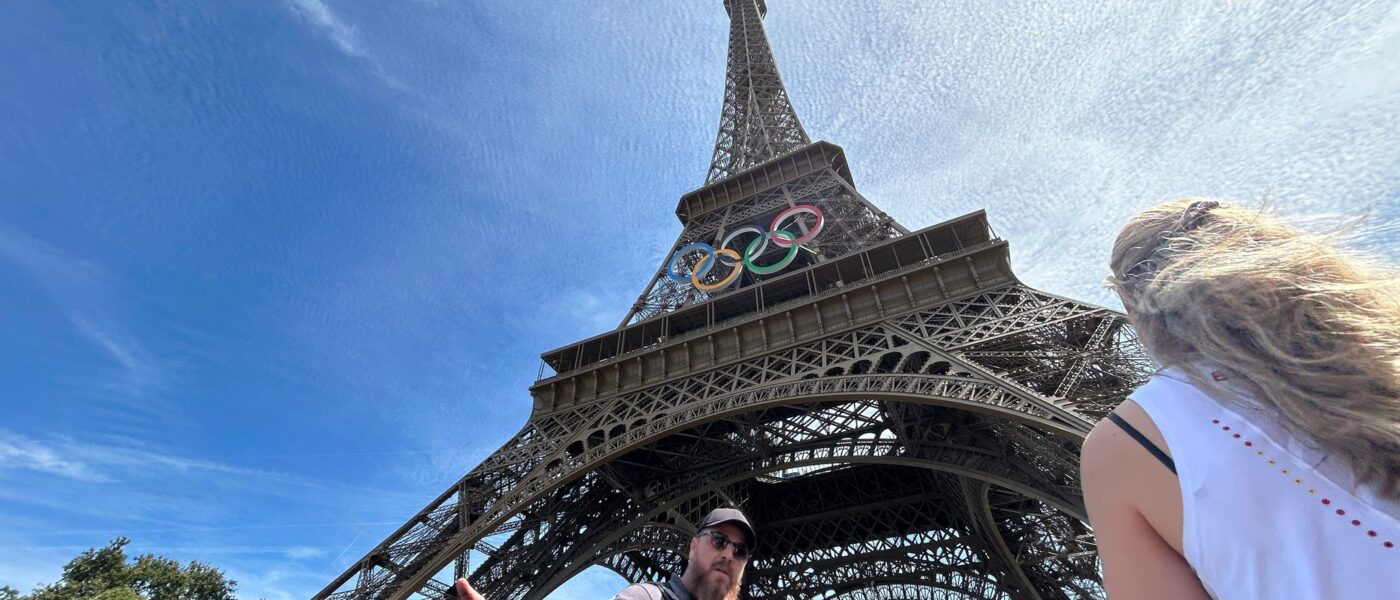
[1082,399,1170,483]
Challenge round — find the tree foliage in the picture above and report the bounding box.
[8,539,236,600]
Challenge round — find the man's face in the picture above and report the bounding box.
[686,522,748,600]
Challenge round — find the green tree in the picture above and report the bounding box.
[10,538,236,600]
[90,590,140,600]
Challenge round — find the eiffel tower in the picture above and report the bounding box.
[315,1,1153,598]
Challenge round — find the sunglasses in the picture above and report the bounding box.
[696,530,750,560]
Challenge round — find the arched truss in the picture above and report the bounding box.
[597,527,691,586]
[449,394,1098,600]
[315,285,1149,600]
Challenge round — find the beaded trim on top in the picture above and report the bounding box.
[1206,372,1395,550]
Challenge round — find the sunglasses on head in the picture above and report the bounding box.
[696,530,750,560]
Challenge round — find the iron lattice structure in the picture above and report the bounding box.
[316,1,1152,599]
[705,0,810,185]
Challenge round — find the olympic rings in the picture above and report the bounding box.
[665,204,824,290]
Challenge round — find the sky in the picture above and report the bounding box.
[1,0,1397,598]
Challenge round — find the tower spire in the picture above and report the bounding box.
[706,0,811,183]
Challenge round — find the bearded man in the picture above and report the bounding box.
[454,508,756,600]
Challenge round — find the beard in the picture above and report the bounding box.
[693,564,741,600]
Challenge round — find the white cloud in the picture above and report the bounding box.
[69,315,164,398]
[285,0,418,94]
[224,564,301,600]
[761,0,1400,302]
[0,430,97,481]
[285,546,325,560]
[289,0,365,58]
[0,428,293,486]
[0,223,173,412]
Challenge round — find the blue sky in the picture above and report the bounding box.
[1,1,1397,598]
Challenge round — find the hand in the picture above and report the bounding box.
[454,578,485,600]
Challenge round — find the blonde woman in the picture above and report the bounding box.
[1081,198,1400,599]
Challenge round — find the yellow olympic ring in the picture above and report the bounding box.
[691,249,742,291]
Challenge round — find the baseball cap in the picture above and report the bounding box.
[697,507,757,550]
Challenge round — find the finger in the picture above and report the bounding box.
[455,578,485,600]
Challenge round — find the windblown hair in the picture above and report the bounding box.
[1108,198,1400,500]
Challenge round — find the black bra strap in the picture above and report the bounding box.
[1106,412,1177,475]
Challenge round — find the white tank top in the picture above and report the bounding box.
[1129,367,1400,599]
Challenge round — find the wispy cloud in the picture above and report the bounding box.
[0,428,427,595]
[0,222,169,405]
[0,429,400,501]
[0,222,107,301]
[0,428,429,524]
[289,0,365,58]
[0,431,97,481]
[285,0,417,93]
[0,429,272,486]
[68,316,164,398]
[285,546,325,560]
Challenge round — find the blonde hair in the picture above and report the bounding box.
[1108,198,1400,499]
